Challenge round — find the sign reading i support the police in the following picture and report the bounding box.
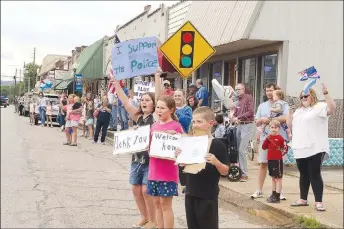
[159,21,216,79]
[112,37,159,80]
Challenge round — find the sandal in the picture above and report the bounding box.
[63,142,71,145]
[291,199,309,207]
[69,143,78,146]
[315,202,326,211]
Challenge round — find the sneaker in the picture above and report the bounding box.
[240,176,248,182]
[267,195,280,203]
[251,190,263,199]
[92,141,96,144]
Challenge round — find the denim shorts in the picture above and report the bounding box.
[146,180,178,197]
[129,162,149,185]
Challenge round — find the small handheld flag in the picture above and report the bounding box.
[303,79,317,95]
[298,66,320,81]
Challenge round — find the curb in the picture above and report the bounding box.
[218,180,332,229]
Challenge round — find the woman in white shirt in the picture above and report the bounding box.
[288,83,336,211]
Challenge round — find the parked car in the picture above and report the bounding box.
[0,96,8,108]
[34,94,60,125]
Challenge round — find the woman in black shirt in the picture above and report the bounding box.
[93,96,112,144]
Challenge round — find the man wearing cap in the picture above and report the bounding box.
[162,80,174,96]
[195,79,209,107]
[187,84,197,99]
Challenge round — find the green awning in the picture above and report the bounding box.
[75,38,104,80]
[55,79,73,90]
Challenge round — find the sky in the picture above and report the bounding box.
[1,1,178,81]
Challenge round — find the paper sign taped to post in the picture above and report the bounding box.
[134,81,155,103]
[149,132,181,160]
[113,125,151,155]
[176,135,209,164]
[112,37,159,80]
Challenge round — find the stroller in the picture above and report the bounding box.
[220,123,242,182]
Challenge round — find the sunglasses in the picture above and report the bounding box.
[300,95,310,99]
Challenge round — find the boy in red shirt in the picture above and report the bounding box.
[262,120,287,203]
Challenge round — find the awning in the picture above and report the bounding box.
[75,38,104,80]
[55,79,73,90]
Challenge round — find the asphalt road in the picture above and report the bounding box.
[1,107,266,228]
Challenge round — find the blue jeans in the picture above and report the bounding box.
[39,107,46,125]
[57,113,62,126]
[110,105,118,129]
[118,105,128,130]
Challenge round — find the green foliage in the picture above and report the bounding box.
[24,62,40,92]
[1,83,24,101]
[296,215,323,229]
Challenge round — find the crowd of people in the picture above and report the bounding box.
[25,66,335,228]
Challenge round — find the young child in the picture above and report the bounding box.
[176,107,228,229]
[256,89,291,141]
[67,96,82,120]
[262,120,286,203]
[214,114,226,138]
[147,95,183,229]
[65,95,82,146]
[46,101,53,127]
[85,100,94,140]
[29,99,36,125]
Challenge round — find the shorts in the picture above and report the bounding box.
[258,141,268,163]
[129,162,149,185]
[85,118,94,126]
[268,160,283,178]
[65,120,79,128]
[147,180,178,197]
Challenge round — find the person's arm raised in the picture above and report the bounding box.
[154,67,163,104]
[113,80,140,120]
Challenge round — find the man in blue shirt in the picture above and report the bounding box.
[195,79,209,107]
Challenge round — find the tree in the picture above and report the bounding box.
[24,62,40,92]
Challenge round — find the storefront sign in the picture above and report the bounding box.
[133,81,155,103]
[159,21,216,79]
[75,74,82,92]
[112,37,159,80]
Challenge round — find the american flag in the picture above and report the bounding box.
[298,66,320,81]
[108,34,121,94]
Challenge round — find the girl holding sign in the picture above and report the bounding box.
[113,69,163,228]
[148,95,183,229]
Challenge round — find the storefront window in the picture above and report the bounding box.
[211,61,222,110]
[260,54,278,102]
[241,57,256,97]
[199,64,209,89]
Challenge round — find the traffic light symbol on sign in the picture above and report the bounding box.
[179,31,195,68]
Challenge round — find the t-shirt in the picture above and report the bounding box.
[132,114,155,165]
[214,124,226,138]
[291,102,330,160]
[255,100,289,142]
[185,139,228,201]
[175,105,192,133]
[195,86,208,106]
[65,104,81,121]
[97,104,112,120]
[148,120,183,183]
[262,134,285,160]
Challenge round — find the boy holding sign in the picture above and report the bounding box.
[176,107,228,229]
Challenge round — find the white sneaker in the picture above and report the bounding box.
[280,194,287,200]
[251,190,263,199]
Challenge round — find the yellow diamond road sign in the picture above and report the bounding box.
[159,21,216,79]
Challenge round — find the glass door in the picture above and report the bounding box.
[210,61,223,111]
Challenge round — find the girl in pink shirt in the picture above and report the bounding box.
[63,95,82,146]
[147,95,182,229]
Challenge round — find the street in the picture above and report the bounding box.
[1,107,267,228]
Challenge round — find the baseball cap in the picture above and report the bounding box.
[162,80,170,85]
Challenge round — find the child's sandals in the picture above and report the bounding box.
[315,202,326,211]
[69,142,77,146]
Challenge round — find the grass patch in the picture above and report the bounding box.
[296,215,323,229]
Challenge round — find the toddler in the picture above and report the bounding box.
[256,90,291,141]
[214,114,226,138]
[46,101,53,127]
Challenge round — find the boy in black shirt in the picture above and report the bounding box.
[176,107,229,229]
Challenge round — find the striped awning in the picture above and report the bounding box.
[54,79,73,90]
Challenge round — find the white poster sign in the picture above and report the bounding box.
[176,135,209,164]
[149,132,181,160]
[134,81,155,103]
[113,125,151,155]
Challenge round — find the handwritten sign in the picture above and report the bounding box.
[149,132,181,160]
[176,135,209,164]
[112,37,159,80]
[113,125,151,155]
[134,81,155,103]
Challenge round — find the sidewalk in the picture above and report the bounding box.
[219,160,343,228]
[98,129,343,228]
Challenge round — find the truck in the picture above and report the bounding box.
[34,93,60,125]
[0,96,8,108]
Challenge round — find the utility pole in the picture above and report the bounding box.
[14,68,17,98]
[33,47,37,82]
[19,69,22,96]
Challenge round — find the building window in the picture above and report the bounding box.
[240,57,256,98]
[210,61,222,110]
[262,54,277,86]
